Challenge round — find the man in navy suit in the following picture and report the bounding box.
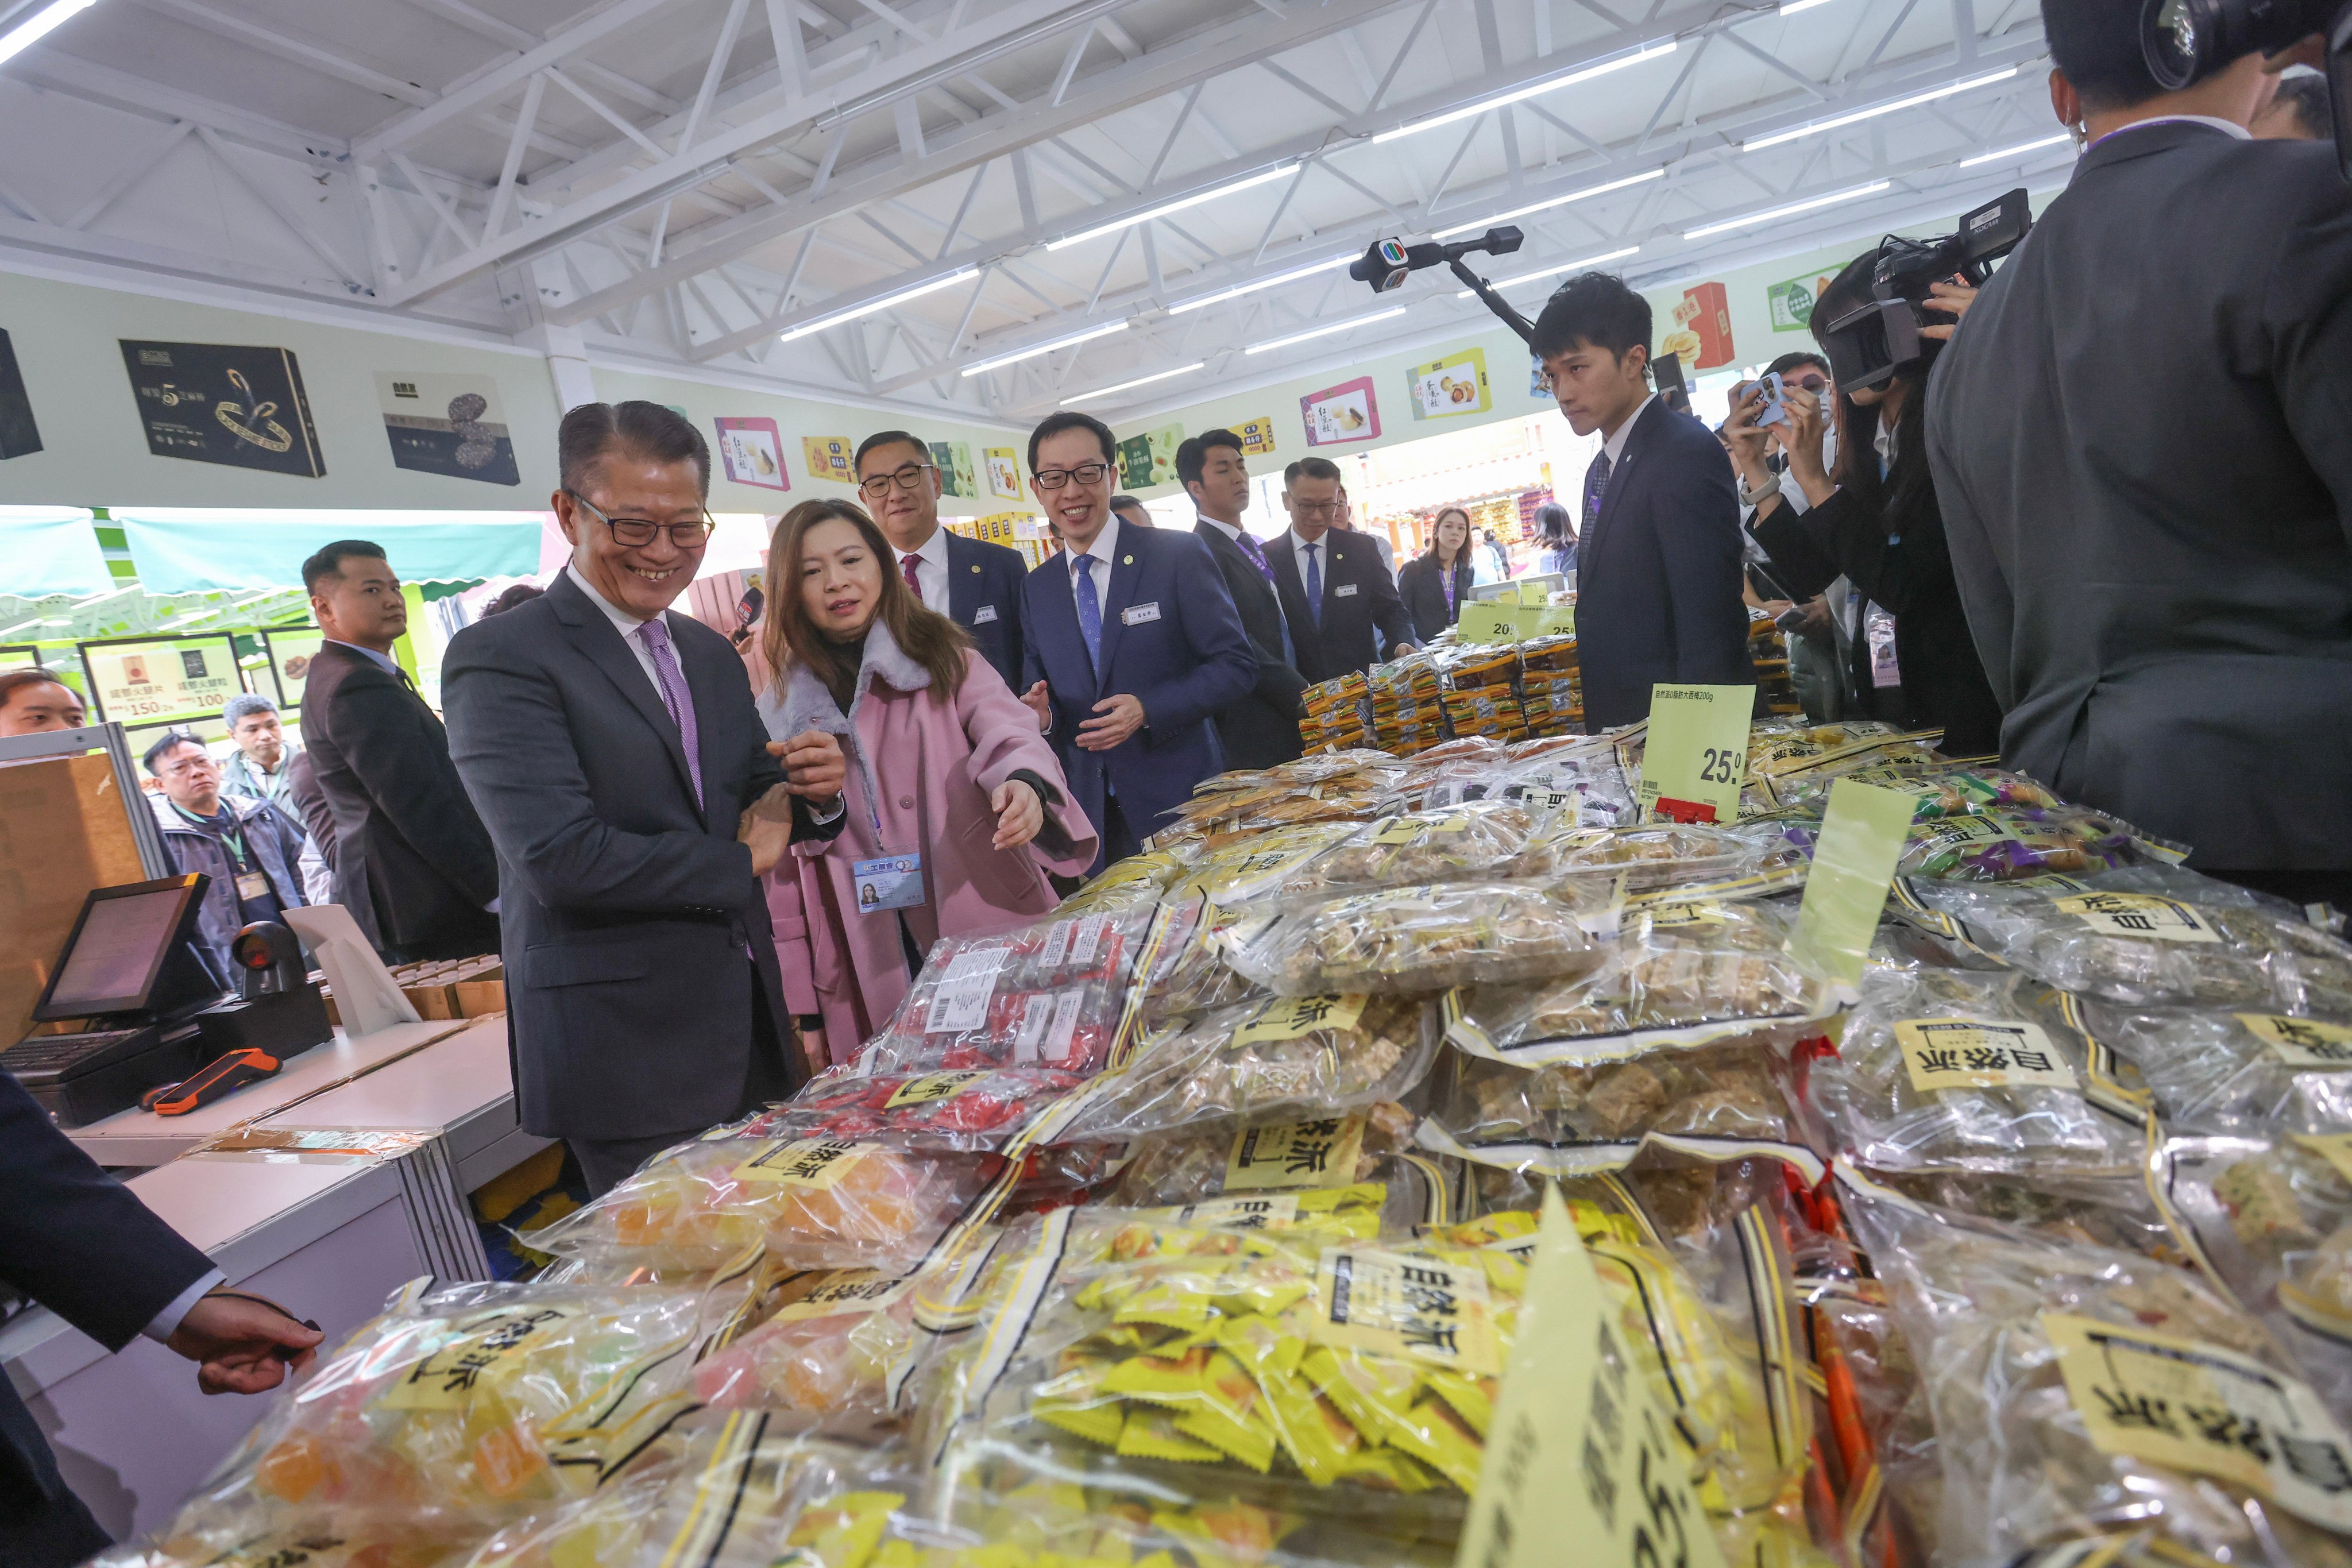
[1180,428,1307,770]
[1535,273,1751,729]
[854,431,1028,690]
[1017,411,1257,870]
[1268,456,1419,684]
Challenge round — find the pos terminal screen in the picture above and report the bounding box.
[35,877,205,1020]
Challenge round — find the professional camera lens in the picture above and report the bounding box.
[2141,0,2208,88]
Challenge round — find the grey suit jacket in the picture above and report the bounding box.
[442,573,839,1141]
[1926,123,2352,869]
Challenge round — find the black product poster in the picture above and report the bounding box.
[0,329,38,459]
[374,370,520,485]
[119,339,325,477]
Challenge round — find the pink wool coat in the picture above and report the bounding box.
[759,620,1098,1063]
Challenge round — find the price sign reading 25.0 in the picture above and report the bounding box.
[1636,684,1755,824]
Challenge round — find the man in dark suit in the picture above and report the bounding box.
[443,402,848,1195]
[2,1071,320,1567]
[1179,428,1306,770]
[854,430,1028,691]
[1926,0,2351,901]
[1267,457,1419,684]
[298,540,501,961]
[1016,411,1257,870]
[1534,273,1751,729]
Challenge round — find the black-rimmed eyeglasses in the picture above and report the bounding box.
[1033,462,1112,490]
[565,491,713,549]
[858,463,936,500]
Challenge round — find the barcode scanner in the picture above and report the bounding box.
[140,1048,281,1115]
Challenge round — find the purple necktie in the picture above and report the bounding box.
[1231,527,1277,588]
[636,615,704,810]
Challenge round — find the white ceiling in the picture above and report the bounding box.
[0,0,2070,425]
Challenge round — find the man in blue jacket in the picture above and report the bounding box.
[853,430,1028,690]
[1535,272,1752,729]
[143,731,308,986]
[1017,411,1256,869]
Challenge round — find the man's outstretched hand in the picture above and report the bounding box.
[168,1290,322,1395]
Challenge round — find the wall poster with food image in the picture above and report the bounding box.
[377,372,521,485]
[1407,347,1491,420]
[261,625,327,713]
[1236,416,1278,455]
[1115,425,1183,490]
[929,440,978,499]
[984,447,1022,500]
[1664,281,1736,371]
[1301,377,1380,446]
[120,339,325,477]
[802,437,855,485]
[713,416,789,492]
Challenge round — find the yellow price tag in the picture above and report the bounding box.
[1457,601,1520,644]
[1454,1188,1727,1568]
[1517,581,1552,607]
[1635,684,1754,823]
[1790,778,1920,992]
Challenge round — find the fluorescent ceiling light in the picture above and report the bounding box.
[1456,246,1640,296]
[1743,66,2019,150]
[1061,363,1208,404]
[779,267,978,343]
[1245,306,1408,356]
[1046,165,1299,251]
[0,0,97,68]
[1167,254,1353,314]
[1430,169,1665,241]
[1777,0,1841,14]
[961,320,1127,377]
[1961,132,2072,166]
[1684,179,1892,238]
[1374,40,1679,144]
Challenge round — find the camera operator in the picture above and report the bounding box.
[1723,353,1855,722]
[1725,257,2003,755]
[1925,0,2352,902]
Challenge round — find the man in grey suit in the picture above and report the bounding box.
[443,401,848,1194]
[1925,0,2352,903]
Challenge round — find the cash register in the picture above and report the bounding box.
[5,874,222,1126]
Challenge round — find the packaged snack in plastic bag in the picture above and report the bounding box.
[855,917,1136,1076]
[1442,897,1838,1067]
[1417,1036,1819,1177]
[1060,992,1438,1140]
[1255,802,1564,906]
[1868,1167,2186,1261]
[524,1138,997,1275]
[1131,897,1272,1027]
[1550,820,1813,897]
[1762,762,2059,818]
[1811,968,2149,1177]
[166,1280,707,1546]
[1745,721,1937,779]
[1180,821,1362,906]
[2079,1004,2352,1137]
[1883,804,2158,882]
[1050,849,1193,917]
[2157,1134,2352,1418]
[1888,864,2352,1013]
[1841,1172,2352,1567]
[1225,881,1602,997]
[723,1067,1092,1150]
[1104,1100,1424,1208]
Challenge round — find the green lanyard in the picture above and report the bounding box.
[176,804,250,870]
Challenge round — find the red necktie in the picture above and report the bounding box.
[902,554,924,603]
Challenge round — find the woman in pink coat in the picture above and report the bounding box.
[759,499,1097,1064]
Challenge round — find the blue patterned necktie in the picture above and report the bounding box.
[1581,450,1613,556]
[1302,539,1323,628]
[1072,553,1103,674]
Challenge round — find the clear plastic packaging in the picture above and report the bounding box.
[1886,804,2149,882]
[1744,721,1936,779]
[1550,820,1814,897]
[2080,1003,2352,1137]
[1132,895,1273,1027]
[523,1138,998,1275]
[1060,992,1439,1140]
[1810,968,2149,1177]
[1225,880,1604,998]
[722,1066,1094,1150]
[1760,762,2059,818]
[1181,821,1362,906]
[1256,801,1565,906]
[1443,898,1837,1067]
[854,912,1137,1076]
[1842,1175,2352,1566]
[1889,864,2352,1013]
[1104,1101,1424,1210]
[1051,849,1193,917]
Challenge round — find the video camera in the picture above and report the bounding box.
[1816,187,2030,393]
[2143,0,2351,176]
[1348,227,1539,343]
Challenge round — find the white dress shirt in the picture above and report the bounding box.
[1065,513,1121,612]
[890,527,951,610]
[141,1268,225,1343]
[1602,391,1659,470]
[1288,527,1335,596]
[2097,114,2252,145]
[323,639,402,677]
[1198,515,1244,546]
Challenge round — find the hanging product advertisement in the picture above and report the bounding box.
[1115,424,1181,490]
[802,436,854,484]
[261,625,328,712]
[713,416,790,492]
[0,328,41,459]
[929,440,978,499]
[984,446,1023,500]
[1406,347,1491,420]
[1236,415,1279,455]
[376,373,520,486]
[78,634,243,730]
[119,340,324,477]
[1662,283,1736,371]
[1301,376,1380,446]
[1768,270,1833,333]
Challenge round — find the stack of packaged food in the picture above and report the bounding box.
[1366,655,1446,755]
[107,724,2352,1568]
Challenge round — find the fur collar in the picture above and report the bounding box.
[761,616,932,739]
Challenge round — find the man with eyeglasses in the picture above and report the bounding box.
[1017,410,1256,871]
[442,401,848,1195]
[1269,457,1418,684]
[852,430,1028,691]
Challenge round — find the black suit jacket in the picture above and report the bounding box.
[943,531,1029,693]
[441,574,841,1142]
[1193,520,1306,770]
[1,1071,214,1562]
[1267,529,1416,684]
[1927,123,2352,869]
[1397,553,1476,643]
[1573,398,1754,729]
[299,640,500,956]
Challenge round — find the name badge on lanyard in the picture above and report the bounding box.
[853,853,925,913]
[236,871,271,901]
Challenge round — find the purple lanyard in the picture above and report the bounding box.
[1443,562,1458,616]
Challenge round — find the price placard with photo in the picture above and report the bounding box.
[261,625,327,712]
[1301,377,1380,446]
[79,634,244,729]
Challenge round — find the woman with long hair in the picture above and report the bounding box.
[1397,506,1478,642]
[1726,249,2002,754]
[758,499,1096,1063]
[1532,501,1577,579]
